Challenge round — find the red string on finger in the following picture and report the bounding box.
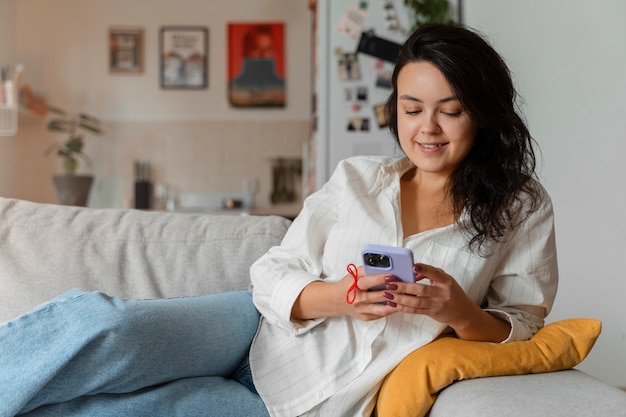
[346,263,359,304]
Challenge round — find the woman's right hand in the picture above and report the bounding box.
[336,266,400,320]
[291,267,399,322]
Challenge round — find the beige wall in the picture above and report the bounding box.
[8,0,312,208]
[16,116,308,209]
[0,0,16,198]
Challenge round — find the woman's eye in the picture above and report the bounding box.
[442,110,462,117]
[404,109,422,115]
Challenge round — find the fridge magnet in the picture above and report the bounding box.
[347,117,360,132]
[337,52,361,81]
[347,116,371,132]
[109,27,144,73]
[336,3,370,40]
[356,86,368,101]
[375,60,392,89]
[160,26,208,89]
[344,87,353,101]
[382,0,401,32]
[228,22,285,108]
[361,118,370,132]
[373,103,389,128]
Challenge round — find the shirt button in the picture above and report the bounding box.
[317,391,323,398]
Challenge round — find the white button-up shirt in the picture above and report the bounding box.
[249,155,558,417]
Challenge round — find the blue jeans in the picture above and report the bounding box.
[0,289,269,417]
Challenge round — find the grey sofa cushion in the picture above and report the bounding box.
[429,369,626,416]
[0,198,291,323]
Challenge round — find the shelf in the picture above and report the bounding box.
[250,202,302,220]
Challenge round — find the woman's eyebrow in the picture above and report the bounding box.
[399,95,458,103]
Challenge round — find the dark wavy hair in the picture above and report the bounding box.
[385,24,543,250]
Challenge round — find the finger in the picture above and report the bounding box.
[358,272,396,291]
[382,291,425,313]
[357,305,396,320]
[352,293,397,317]
[391,281,433,298]
[413,263,444,284]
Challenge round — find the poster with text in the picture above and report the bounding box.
[160,26,208,89]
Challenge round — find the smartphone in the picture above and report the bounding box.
[362,244,415,290]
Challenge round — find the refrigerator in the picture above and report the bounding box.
[305,0,459,195]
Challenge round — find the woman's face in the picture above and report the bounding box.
[396,61,479,178]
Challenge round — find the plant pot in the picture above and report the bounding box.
[53,175,93,206]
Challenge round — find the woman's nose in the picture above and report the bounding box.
[420,113,441,134]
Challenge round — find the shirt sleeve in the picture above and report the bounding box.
[250,164,346,334]
[485,191,559,343]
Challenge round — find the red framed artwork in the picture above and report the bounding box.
[227,22,285,108]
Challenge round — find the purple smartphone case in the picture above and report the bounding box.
[362,244,415,288]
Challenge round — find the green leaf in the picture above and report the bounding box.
[404,0,453,32]
[65,138,84,153]
[78,113,100,124]
[47,119,71,132]
[44,106,102,173]
[78,122,102,135]
[46,105,69,116]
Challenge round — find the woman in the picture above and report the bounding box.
[0,24,557,417]
[248,23,557,416]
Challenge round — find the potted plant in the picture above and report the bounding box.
[403,0,456,33]
[45,105,103,206]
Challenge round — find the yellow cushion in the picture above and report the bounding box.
[376,318,601,417]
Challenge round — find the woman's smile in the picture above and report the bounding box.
[417,142,449,152]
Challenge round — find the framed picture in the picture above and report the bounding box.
[109,27,144,73]
[227,22,285,107]
[159,26,208,89]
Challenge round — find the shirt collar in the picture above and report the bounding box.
[369,156,414,194]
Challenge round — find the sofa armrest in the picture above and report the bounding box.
[429,370,626,417]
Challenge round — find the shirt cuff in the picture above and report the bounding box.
[484,308,533,343]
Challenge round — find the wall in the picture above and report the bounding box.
[9,0,312,208]
[465,0,626,386]
[0,0,16,198]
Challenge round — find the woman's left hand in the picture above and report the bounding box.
[386,263,477,329]
[371,263,512,342]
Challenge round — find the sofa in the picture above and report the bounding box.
[1,197,625,416]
